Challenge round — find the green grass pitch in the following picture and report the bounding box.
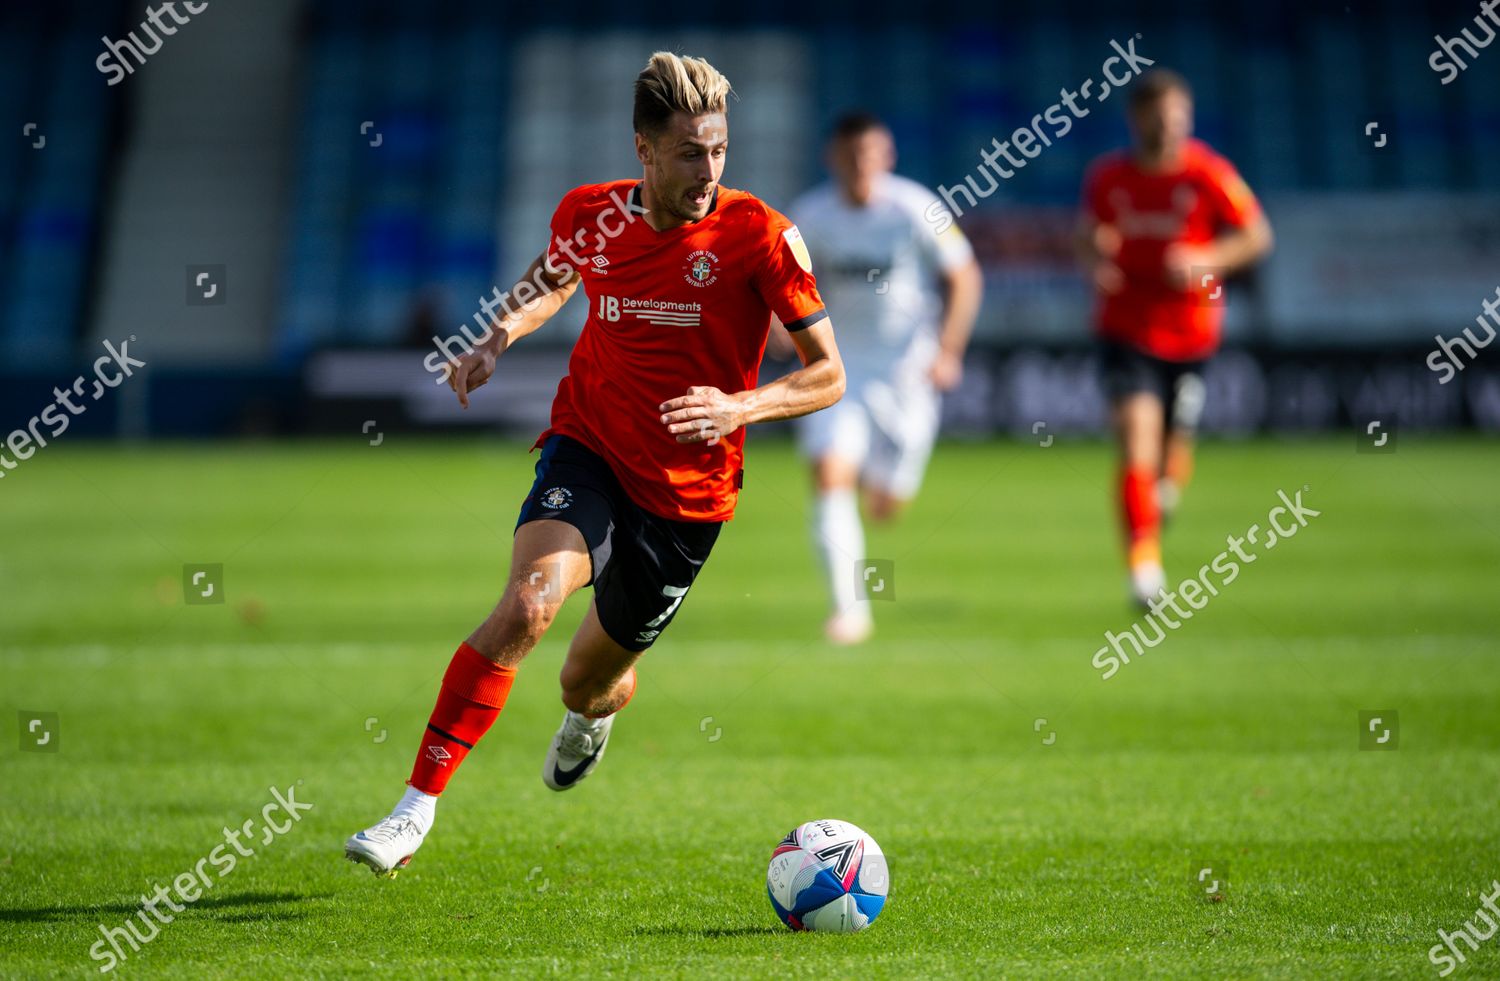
[2,435,1497,978]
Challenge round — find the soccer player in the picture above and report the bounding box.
[777,112,982,645]
[1076,70,1272,605]
[345,52,845,876]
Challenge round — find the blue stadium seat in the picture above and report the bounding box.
[273,1,1497,361]
[0,14,118,368]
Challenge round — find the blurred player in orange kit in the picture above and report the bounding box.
[1076,69,1273,606]
[343,51,845,876]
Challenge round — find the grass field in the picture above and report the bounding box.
[3,435,1498,979]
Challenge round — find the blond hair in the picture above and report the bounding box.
[633,51,733,138]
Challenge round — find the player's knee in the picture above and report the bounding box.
[1122,438,1162,471]
[497,589,560,648]
[813,456,858,493]
[1118,423,1164,469]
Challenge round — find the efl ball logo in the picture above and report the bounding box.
[684,249,719,288]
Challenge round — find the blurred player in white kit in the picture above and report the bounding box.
[774,112,983,644]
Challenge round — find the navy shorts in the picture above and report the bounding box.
[516,435,721,652]
[1098,341,1209,432]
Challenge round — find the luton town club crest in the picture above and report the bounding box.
[540,487,572,509]
[684,249,719,288]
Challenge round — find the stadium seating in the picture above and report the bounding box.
[5,1,1493,361]
[277,2,508,360]
[0,4,121,369]
[273,2,1500,354]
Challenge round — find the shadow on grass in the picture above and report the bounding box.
[208,910,311,924]
[634,925,784,938]
[0,890,330,924]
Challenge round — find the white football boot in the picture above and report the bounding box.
[823,608,873,646]
[1129,561,1167,609]
[344,813,429,878]
[542,711,613,791]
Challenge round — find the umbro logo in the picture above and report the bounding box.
[425,745,452,766]
[589,254,609,274]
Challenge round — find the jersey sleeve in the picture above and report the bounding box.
[911,188,975,274]
[752,207,827,332]
[1201,155,1262,229]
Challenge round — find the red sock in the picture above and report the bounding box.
[408,642,516,796]
[1119,465,1160,556]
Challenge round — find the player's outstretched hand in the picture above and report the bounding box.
[660,386,745,446]
[445,348,497,409]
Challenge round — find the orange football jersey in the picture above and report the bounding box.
[537,180,827,522]
[1082,138,1262,362]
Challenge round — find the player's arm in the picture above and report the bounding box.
[1163,164,1274,290]
[447,252,579,408]
[1162,214,1273,291]
[763,316,797,361]
[660,320,845,444]
[1187,214,1273,275]
[1075,215,1125,295]
[1075,161,1126,295]
[930,259,984,391]
[913,197,984,391]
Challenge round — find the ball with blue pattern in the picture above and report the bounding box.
[766,819,888,932]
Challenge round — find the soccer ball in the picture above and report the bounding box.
[766,819,888,932]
